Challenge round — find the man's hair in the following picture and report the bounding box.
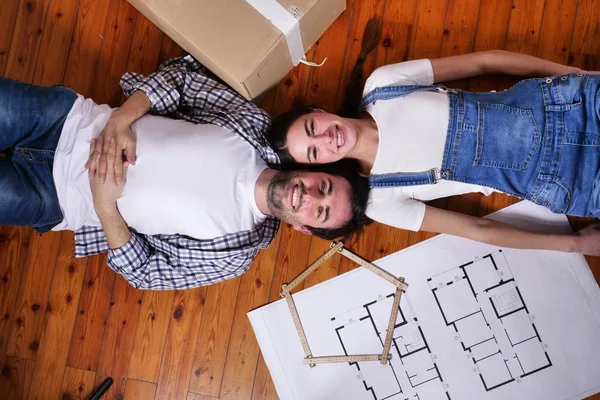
[302,159,372,241]
[265,106,316,164]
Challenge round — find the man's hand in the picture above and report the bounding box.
[85,90,152,184]
[90,137,129,214]
[86,112,136,185]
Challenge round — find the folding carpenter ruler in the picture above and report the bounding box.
[281,242,408,367]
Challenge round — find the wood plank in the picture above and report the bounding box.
[507,0,544,44]
[59,367,96,400]
[335,0,385,113]
[440,30,475,89]
[189,278,240,396]
[155,287,207,400]
[91,0,138,107]
[338,223,379,275]
[472,0,513,51]
[304,0,353,112]
[6,231,61,360]
[93,276,143,399]
[67,254,115,371]
[568,53,598,72]
[124,378,156,399]
[27,232,87,400]
[0,0,20,75]
[505,40,538,56]
[382,0,417,25]
[408,0,449,60]
[31,0,79,86]
[375,22,412,66]
[127,290,174,382]
[218,232,281,400]
[269,63,312,115]
[569,0,600,55]
[0,227,31,357]
[0,355,34,400]
[249,230,311,399]
[62,0,111,96]
[302,237,341,289]
[445,0,480,33]
[250,353,277,400]
[157,34,186,66]
[187,393,219,400]
[4,0,51,82]
[119,14,163,105]
[536,0,577,64]
[440,30,475,57]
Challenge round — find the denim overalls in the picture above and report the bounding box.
[360,73,600,217]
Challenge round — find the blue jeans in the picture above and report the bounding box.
[0,77,77,232]
[362,73,600,218]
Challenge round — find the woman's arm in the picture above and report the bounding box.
[420,205,600,255]
[430,50,583,83]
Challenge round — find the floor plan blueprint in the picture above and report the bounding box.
[332,293,449,399]
[248,202,600,400]
[428,251,551,392]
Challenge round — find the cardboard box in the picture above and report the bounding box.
[127,0,346,99]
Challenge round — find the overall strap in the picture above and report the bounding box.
[368,169,440,188]
[359,84,448,111]
[361,83,450,189]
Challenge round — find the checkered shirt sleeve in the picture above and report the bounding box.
[120,55,281,165]
[74,55,283,290]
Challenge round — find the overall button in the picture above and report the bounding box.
[545,78,552,84]
[442,170,451,178]
[556,209,564,214]
[560,76,568,81]
[576,72,583,77]
[545,201,551,208]
[531,196,537,201]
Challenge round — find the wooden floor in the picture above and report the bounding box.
[0,0,599,399]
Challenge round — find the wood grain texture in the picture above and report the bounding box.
[0,355,34,400]
[189,278,240,396]
[6,232,61,360]
[27,232,86,400]
[154,287,207,400]
[67,254,115,371]
[60,367,96,400]
[0,1,599,399]
[124,378,157,400]
[127,290,174,382]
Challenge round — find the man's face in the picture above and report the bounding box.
[267,170,353,233]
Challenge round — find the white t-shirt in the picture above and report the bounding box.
[364,59,496,231]
[52,95,267,239]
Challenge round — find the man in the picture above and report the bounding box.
[0,56,370,290]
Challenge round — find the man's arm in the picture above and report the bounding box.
[87,91,151,185]
[420,205,600,255]
[430,50,583,83]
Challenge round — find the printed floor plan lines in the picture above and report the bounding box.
[428,251,552,391]
[331,293,451,400]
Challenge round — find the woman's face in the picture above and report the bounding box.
[285,110,357,164]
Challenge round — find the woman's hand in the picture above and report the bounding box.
[574,222,600,256]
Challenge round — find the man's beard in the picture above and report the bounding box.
[266,171,303,222]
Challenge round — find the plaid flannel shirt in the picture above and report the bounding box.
[74,55,281,290]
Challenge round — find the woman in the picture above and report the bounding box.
[266,50,600,255]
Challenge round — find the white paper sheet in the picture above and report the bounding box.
[248,201,600,400]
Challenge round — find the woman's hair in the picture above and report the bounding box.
[265,106,316,164]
